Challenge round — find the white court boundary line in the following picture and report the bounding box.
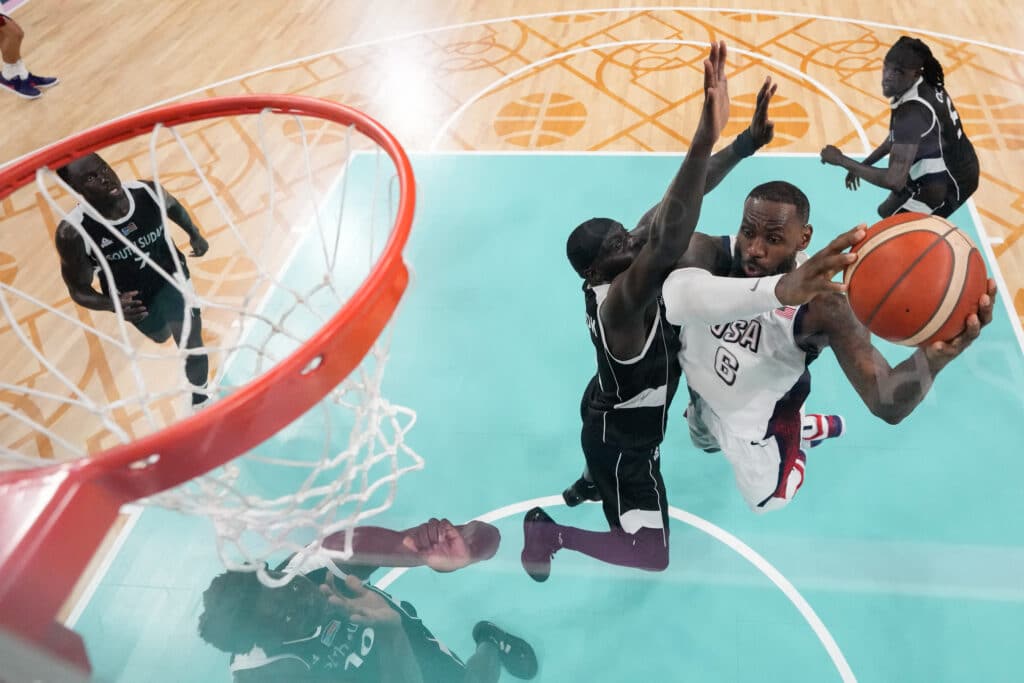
[429,40,871,153]
[967,199,1024,354]
[64,504,143,628]
[377,496,857,683]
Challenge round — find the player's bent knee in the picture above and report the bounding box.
[630,526,669,571]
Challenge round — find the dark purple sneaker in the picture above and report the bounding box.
[27,73,59,89]
[521,507,560,582]
[0,75,41,100]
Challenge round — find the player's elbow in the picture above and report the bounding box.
[885,170,910,192]
[871,404,905,425]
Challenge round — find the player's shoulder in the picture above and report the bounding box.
[802,292,858,339]
[673,232,731,274]
[55,214,86,246]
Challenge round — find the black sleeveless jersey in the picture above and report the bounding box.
[229,567,465,683]
[889,77,978,199]
[70,180,189,300]
[580,283,682,450]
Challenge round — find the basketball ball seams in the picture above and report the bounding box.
[900,244,976,346]
[844,214,985,347]
[861,227,957,327]
[844,219,949,283]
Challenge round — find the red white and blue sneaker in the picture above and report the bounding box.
[0,75,41,99]
[27,73,59,89]
[802,413,845,448]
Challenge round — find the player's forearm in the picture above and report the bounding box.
[647,137,714,258]
[324,526,420,575]
[167,202,201,238]
[861,140,892,167]
[705,129,764,194]
[868,349,941,424]
[836,156,904,191]
[67,285,115,312]
[662,268,783,325]
[376,623,426,683]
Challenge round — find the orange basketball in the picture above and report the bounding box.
[843,213,987,347]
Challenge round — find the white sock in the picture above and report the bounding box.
[2,60,29,80]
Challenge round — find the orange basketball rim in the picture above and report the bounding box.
[0,95,415,672]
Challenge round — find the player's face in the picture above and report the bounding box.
[732,198,808,278]
[252,573,327,640]
[591,223,638,282]
[882,58,921,98]
[64,155,126,211]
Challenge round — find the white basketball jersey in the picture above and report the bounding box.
[679,239,812,440]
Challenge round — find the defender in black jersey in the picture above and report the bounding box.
[54,154,211,405]
[198,518,538,683]
[521,41,773,580]
[820,36,979,219]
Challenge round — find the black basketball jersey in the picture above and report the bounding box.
[70,180,189,300]
[230,567,464,683]
[581,283,681,450]
[889,77,978,200]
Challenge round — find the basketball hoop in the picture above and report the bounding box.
[0,96,417,672]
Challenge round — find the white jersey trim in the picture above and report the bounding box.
[613,384,668,410]
[591,283,661,366]
[231,648,312,673]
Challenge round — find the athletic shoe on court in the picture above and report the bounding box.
[521,507,560,583]
[0,75,41,99]
[802,413,845,448]
[27,73,59,89]
[472,621,539,680]
[562,475,601,507]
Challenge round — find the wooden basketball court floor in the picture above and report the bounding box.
[2,2,1024,681]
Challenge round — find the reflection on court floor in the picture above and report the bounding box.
[74,154,1024,683]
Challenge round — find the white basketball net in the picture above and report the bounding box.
[0,106,422,584]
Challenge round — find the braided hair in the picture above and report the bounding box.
[888,36,945,89]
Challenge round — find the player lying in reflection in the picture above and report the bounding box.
[199,518,537,682]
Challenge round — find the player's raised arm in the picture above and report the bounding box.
[602,41,730,324]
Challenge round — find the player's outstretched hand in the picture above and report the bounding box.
[924,278,997,364]
[774,225,866,306]
[696,40,730,145]
[748,76,777,148]
[116,290,148,322]
[844,171,860,191]
[322,574,401,625]
[402,518,473,573]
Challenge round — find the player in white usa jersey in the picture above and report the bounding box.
[662,181,996,512]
